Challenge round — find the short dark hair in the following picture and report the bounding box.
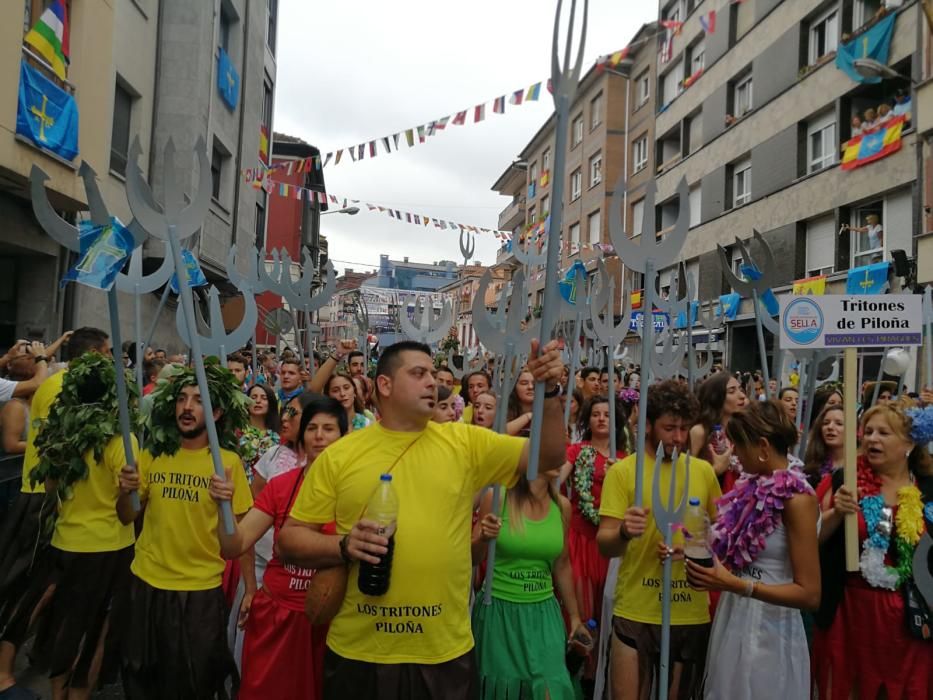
[778,386,800,400]
[375,341,431,381]
[226,352,247,368]
[580,367,600,381]
[437,385,453,402]
[66,327,110,362]
[646,379,699,424]
[280,358,302,371]
[435,365,455,379]
[348,350,365,363]
[299,395,349,437]
[727,400,798,456]
[143,358,166,381]
[464,370,491,387]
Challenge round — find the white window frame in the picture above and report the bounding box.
[690,40,705,74]
[807,110,836,173]
[542,148,551,172]
[570,169,582,201]
[587,210,601,245]
[732,157,751,207]
[540,194,550,216]
[632,198,645,236]
[637,71,650,106]
[529,161,539,184]
[854,0,883,30]
[589,152,602,187]
[590,93,603,130]
[851,203,884,268]
[809,6,838,64]
[569,222,581,251]
[572,115,584,147]
[805,215,836,277]
[633,136,648,173]
[734,74,753,116]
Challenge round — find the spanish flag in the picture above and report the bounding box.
[841,115,905,171]
[630,289,643,309]
[792,275,826,296]
[24,0,69,81]
[259,125,269,164]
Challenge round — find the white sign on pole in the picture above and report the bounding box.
[779,294,922,349]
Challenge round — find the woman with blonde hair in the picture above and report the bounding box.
[811,398,933,700]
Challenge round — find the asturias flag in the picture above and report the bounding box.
[169,249,209,294]
[841,115,905,170]
[845,261,890,294]
[24,0,69,81]
[835,13,895,83]
[16,60,78,161]
[61,219,135,291]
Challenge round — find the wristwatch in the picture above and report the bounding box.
[33,355,48,363]
[338,533,352,564]
[543,383,562,399]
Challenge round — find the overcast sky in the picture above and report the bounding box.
[273,0,656,275]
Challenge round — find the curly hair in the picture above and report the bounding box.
[861,397,933,477]
[646,379,699,425]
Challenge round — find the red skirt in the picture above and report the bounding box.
[222,559,241,610]
[239,588,328,700]
[812,577,932,700]
[567,521,609,622]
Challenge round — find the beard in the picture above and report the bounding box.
[177,412,207,439]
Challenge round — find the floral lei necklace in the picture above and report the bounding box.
[572,446,601,526]
[857,461,925,590]
[711,468,813,570]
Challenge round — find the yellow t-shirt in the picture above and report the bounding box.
[290,421,525,664]
[461,404,474,424]
[52,434,138,553]
[131,446,253,591]
[599,451,721,625]
[22,370,66,494]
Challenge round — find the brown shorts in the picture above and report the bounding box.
[612,615,710,663]
[323,647,478,700]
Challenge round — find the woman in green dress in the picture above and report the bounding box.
[471,463,589,699]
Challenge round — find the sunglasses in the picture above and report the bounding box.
[281,406,299,419]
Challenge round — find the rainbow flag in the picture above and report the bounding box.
[24,0,70,81]
[841,115,905,171]
[525,82,542,102]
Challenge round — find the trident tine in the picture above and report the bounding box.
[30,166,79,252]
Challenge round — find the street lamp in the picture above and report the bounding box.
[853,58,918,85]
[322,206,360,216]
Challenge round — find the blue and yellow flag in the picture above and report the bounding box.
[845,261,890,294]
[169,249,209,294]
[16,60,78,160]
[835,13,895,84]
[718,292,741,320]
[217,47,239,109]
[842,115,905,170]
[61,219,134,291]
[558,260,587,305]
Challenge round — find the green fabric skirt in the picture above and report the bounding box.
[471,595,575,700]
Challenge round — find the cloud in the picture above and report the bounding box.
[274,0,655,274]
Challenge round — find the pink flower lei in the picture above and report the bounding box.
[711,469,813,570]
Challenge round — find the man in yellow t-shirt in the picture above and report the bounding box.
[117,372,252,700]
[597,379,721,700]
[0,327,110,695]
[278,339,566,700]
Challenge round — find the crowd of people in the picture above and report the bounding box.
[0,327,930,699]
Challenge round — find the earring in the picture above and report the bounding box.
[758,454,767,463]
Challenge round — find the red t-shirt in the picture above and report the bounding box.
[254,468,335,611]
[565,442,624,536]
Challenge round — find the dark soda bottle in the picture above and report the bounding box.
[358,474,398,596]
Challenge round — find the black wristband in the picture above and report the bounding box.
[33,356,48,363]
[543,384,562,399]
[338,533,352,564]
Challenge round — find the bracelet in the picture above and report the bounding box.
[742,579,755,598]
[33,356,48,363]
[543,384,562,399]
[338,534,352,564]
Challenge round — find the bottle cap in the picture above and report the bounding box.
[380,474,393,482]
[712,423,722,431]
[688,497,701,506]
[586,619,598,630]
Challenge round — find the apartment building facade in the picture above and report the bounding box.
[652,0,922,377]
[0,0,278,353]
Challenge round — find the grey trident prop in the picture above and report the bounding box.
[472,269,538,604]
[652,441,690,700]
[589,259,634,460]
[524,0,588,482]
[608,177,690,506]
[30,164,148,513]
[261,308,294,361]
[512,232,547,268]
[652,265,690,382]
[459,228,476,267]
[562,268,590,430]
[450,345,481,382]
[174,285,258,367]
[279,249,338,379]
[924,286,933,453]
[226,244,266,380]
[717,230,777,400]
[399,294,453,346]
[125,136,236,534]
[690,295,720,389]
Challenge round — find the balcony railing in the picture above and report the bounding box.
[498,196,526,231]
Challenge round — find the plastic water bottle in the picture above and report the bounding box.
[710,424,727,455]
[358,474,399,596]
[683,497,714,568]
[565,619,598,676]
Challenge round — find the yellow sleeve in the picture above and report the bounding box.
[466,424,525,492]
[229,454,254,515]
[289,449,337,524]
[599,461,630,519]
[137,451,152,501]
